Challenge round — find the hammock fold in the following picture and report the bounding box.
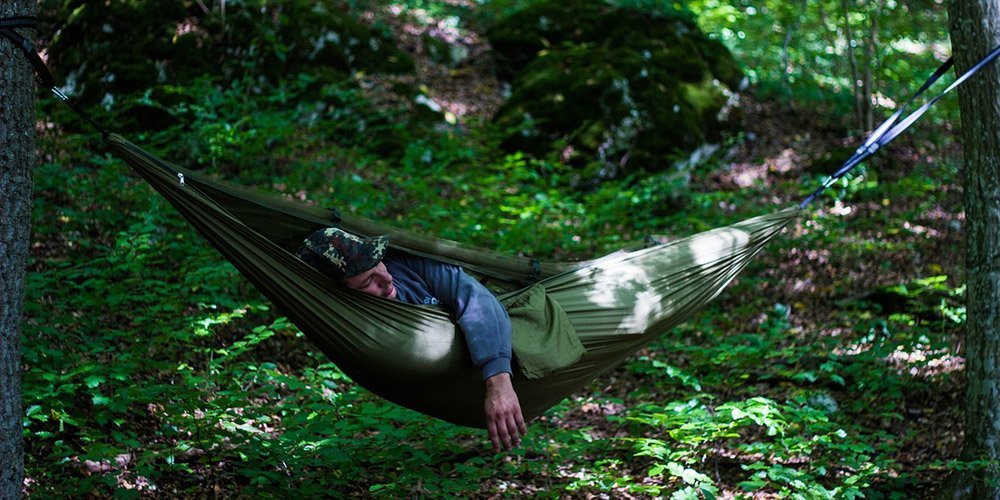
[107,134,798,428]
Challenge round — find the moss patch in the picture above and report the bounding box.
[488,0,742,173]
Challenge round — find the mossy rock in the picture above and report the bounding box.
[216,2,414,79]
[422,32,471,67]
[488,0,743,173]
[41,0,413,108]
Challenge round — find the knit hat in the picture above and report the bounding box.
[297,227,389,280]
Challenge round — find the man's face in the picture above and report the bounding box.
[342,262,397,300]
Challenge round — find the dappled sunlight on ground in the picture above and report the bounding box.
[719,148,801,190]
[376,1,504,123]
[888,349,965,377]
[834,342,965,378]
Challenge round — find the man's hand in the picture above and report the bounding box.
[484,372,526,452]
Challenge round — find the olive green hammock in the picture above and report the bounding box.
[108,134,797,428]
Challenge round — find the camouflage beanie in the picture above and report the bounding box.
[297,227,389,280]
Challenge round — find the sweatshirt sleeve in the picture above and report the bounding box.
[405,256,512,380]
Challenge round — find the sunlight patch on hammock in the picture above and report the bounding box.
[687,226,751,267]
[576,226,753,333]
[626,289,665,332]
[400,313,460,365]
[582,260,654,308]
[577,257,668,334]
[409,331,455,364]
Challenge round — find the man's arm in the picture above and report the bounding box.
[397,255,526,451]
[400,255,512,379]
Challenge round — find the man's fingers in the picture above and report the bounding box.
[515,407,527,435]
[487,420,501,453]
[506,415,521,447]
[496,418,512,450]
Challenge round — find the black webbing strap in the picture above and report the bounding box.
[800,44,1000,208]
[0,16,38,28]
[0,15,110,137]
[0,16,55,88]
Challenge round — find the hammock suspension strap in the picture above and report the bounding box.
[0,15,110,138]
[799,43,1000,208]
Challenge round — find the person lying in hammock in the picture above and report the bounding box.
[297,227,526,452]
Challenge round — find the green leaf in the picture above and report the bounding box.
[84,374,106,388]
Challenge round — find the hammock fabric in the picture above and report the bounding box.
[107,134,798,428]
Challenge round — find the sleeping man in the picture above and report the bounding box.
[297,227,526,452]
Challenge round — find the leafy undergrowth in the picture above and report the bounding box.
[21,2,969,498]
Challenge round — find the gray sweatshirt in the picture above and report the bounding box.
[384,253,513,379]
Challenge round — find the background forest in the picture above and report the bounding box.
[22,0,969,496]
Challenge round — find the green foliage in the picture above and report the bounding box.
[629,395,886,497]
[23,0,967,496]
[124,71,445,173]
[686,0,954,128]
[599,300,947,496]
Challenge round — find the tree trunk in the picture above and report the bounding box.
[817,2,843,79]
[780,0,809,107]
[862,0,885,131]
[945,0,1000,497]
[840,0,864,131]
[0,2,35,498]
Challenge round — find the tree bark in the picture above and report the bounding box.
[817,2,843,79]
[840,0,864,132]
[862,0,885,131]
[780,0,809,107]
[945,0,1000,497]
[0,1,35,498]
